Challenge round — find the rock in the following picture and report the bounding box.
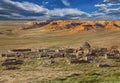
[82,42,91,49]
[97,63,111,67]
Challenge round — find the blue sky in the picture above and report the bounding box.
[0,0,120,20]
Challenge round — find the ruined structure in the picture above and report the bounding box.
[0,42,120,69]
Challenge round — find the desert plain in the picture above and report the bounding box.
[0,20,120,83]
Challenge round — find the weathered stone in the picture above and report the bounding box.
[10,49,31,53]
[97,63,111,67]
[65,48,75,53]
[82,42,91,49]
[1,58,24,70]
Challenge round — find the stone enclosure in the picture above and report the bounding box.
[0,42,120,70]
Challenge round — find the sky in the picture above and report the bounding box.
[0,0,120,20]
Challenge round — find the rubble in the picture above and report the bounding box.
[0,42,120,69]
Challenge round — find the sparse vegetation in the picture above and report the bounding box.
[47,71,120,83]
[0,21,120,83]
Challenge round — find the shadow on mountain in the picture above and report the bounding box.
[24,20,53,30]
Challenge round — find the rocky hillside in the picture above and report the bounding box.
[24,20,120,33]
[1,20,120,34]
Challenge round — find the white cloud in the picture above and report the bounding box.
[106,8,120,14]
[0,14,11,18]
[42,1,49,6]
[0,12,25,19]
[3,0,48,13]
[0,7,4,10]
[11,13,24,17]
[48,8,89,17]
[94,6,120,19]
[1,0,91,20]
[95,4,106,7]
[61,0,70,6]
[103,0,120,3]
[95,3,120,7]
[107,3,120,6]
[96,5,120,14]
[0,0,120,20]
[94,0,120,19]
